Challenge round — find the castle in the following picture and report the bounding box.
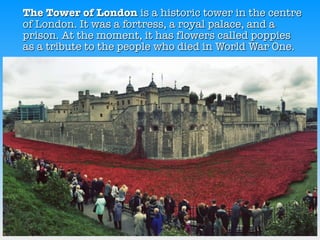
[14,74,306,159]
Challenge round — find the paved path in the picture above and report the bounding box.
[82,203,138,236]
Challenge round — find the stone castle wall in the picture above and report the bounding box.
[14,104,299,159]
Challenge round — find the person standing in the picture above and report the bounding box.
[164,194,176,224]
[262,201,273,229]
[134,206,147,236]
[104,180,113,221]
[111,183,119,207]
[91,178,98,203]
[250,202,263,236]
[96,177,105,196]
[94,192,106,224]
[118,184,128,209]
[74,185,85,212]
[113,198,123,230]
[207,199,219,235]
[276,202,285,220]
[146,195,159,236]
[216,204,229,236]
[81,174,90,205]
[240,200,252,236]
[131,189,142,216]
[177,205,188,229]
[303,190,314,213]
[214,215,224,236]
[196,202,208,235]
[230,199,242,235]
[151,208,163,236]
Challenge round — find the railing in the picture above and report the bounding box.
[122,196,311,235]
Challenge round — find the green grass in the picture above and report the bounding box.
[3,150,317,236]
[3,164,126,236]
[270,160,317,205]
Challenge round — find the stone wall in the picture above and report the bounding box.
[14,104,300,160]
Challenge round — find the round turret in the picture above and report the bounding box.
[126,76,134,93]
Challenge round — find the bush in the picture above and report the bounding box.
[33,175,71,210]
[16,159,36,182]
[161,224,189,236]
[264,203,317,236]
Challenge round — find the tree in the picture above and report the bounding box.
[205,93,216,106]
[189,92,199,104]
[3,110,16,131]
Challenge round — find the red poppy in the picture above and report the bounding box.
[3,131,316,208]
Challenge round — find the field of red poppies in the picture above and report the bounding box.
[3,131,317,208]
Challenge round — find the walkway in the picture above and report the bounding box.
[82,203,137,236]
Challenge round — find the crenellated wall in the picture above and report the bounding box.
[14,103,300,160]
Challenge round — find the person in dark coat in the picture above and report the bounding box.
[81,174,90,204]
[178,199,191,212]
[196,202,208,235]
[164,194,176,224]
[177,205,188,229]
[104,180,113,221]
[230,199,242,235]
[146,195,159,236]
[91,178,98,203]
[240,200,252,236]
[95,177,105,195]
[207,199,219,235]
[216,204,229,236]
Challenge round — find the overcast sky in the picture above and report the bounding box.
[2,57,317,112]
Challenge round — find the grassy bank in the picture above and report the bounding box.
[270,160,317,205]
[3,164,126,236]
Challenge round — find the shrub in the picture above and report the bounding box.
[32,175,71,210]
[264,203,317,236]
[161,224,189,236]
[16,159,36,182]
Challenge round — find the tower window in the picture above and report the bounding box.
[151,125,159,131]
[189,124,197,130]
[165,125,173,132]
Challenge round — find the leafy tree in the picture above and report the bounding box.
[205,93,216,106]
[3,110,16,131]
[264,203,317,236]
[189,92,199,104]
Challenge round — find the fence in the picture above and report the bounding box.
[122,195,311,235]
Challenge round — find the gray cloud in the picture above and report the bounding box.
[2,57,316,111]
[289,66,313,88]
[240,76,269,95]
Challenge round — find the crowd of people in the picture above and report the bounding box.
[3,145,318,236]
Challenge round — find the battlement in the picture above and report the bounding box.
[137,103,209,113]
